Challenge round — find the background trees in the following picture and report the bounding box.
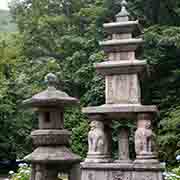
[0,0,179,164]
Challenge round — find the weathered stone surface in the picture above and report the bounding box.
[82,104,158,119]
[38,109,64,129]
[95,60,146,75]
[103,20,139,34]
[31,129,71,146]
[116,128,132,163]
[132,171,163,180]
[23,73,78,107]
[108,52,135,61]
[81,163,164,180]
[81,0,164,179]
[100,39,143,52]
[25,146,81,163]
[86,115,112,163]
[135,113,158,161]
[105,74,141,104]
[81,163,133,180]
[24,73,81,180]
[86,121,109,162]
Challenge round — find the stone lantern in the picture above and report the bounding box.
[23,73,81,180]
[81,0,164,180]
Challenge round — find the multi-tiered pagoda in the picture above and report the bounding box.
[81,1,164,180]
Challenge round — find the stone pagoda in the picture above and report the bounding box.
[81,0,164,180]
[23,73,81,180]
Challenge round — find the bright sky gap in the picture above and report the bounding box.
[0,0,10,10]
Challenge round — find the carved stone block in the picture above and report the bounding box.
[81,163,133,180]
[106,74,141,104]
[132,171,163,180]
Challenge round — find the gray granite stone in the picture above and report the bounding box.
[105,74,141,104]
[82,104,158,119]
[31,129,71,146]
[81,163,164,180]
[23,74,78,107]
[24,146,81,163]
[103,20,139,34]
[95,60,147,75]
[23,73,81,180]
[86,115,112,163]
[116,128,131,163]
[81,0,163,179]
[100,39,144,52]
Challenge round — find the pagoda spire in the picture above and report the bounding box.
[116,0,129,22]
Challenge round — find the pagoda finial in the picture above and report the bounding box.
[116,0,129,21]
[45,73,58,88]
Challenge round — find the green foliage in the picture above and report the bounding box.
[0,32,63,160]
[164,157,180,180]
[142,25,180,162]
[0,0,178,164]
[9,164,31,180]
[128,0,180,26]
[64,108,89,158]
[8,164,68,180]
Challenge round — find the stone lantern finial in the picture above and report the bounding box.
[45,73,58,88]
[116,0,129,21]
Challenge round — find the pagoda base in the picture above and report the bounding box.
[81,162,164,180]
[114,159,132,164]
[85,154,112,163]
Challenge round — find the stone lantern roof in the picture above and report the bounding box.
[23,73,78,107]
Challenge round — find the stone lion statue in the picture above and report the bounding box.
[88,120,108,155]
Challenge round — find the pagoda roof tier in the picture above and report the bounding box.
[100,38,144,52]
[82,104,158,119]
[24,146,81,164]
[23,88,78,107]
[103,20,140,34]
[95,60,146,75]
[23,73,78,108]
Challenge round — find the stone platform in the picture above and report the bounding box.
[81,162,164,180]
[82,104,158,119]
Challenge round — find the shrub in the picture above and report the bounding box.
[163,155,180,180]
[8,163,31,180]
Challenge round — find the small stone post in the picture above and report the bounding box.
[116,127,131,163]
[23,73,81,180]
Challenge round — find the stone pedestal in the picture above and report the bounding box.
[81,163,164,180]
[81,163,133,180]
[132,163,164,180]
